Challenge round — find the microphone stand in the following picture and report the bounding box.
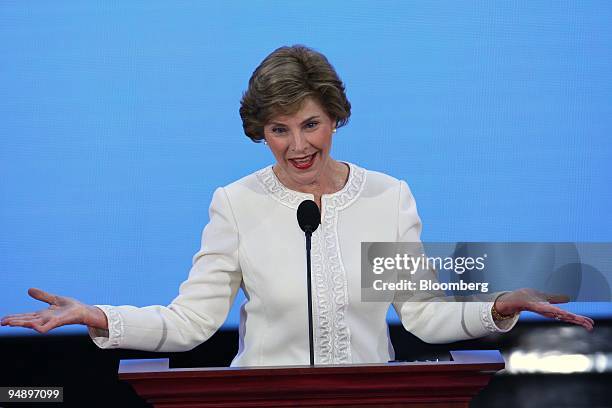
[297,199,319,367]
[305,229,314,366]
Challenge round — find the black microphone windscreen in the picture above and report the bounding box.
[297,200,321,233]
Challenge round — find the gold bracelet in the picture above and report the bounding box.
[491,302,518,321]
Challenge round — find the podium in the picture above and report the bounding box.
[119,350,504,407]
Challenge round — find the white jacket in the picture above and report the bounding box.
[88,162,517,366]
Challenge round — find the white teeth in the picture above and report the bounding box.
[292,154,314,163]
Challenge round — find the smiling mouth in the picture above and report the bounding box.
[288,152,317,169]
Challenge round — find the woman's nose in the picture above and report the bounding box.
[290,131,309,152]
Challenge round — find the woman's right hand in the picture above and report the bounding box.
[0,288,108,333]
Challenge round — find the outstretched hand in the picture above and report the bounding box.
[1,288,91,334]
[494,288,594,331]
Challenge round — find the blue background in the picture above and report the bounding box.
[1,1,611,335]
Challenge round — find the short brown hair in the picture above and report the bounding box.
[240,45,351,143]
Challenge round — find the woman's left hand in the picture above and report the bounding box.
[494,288,594,331]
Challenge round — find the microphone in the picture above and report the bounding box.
[296,200,320,366]
[297,199,320,234]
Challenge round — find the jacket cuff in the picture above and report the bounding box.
[480,301,520,333]
[87,305,123,349]
[461,300,519,338]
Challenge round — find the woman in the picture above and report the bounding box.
[1,45,594,366]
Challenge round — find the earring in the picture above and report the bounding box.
[332,128,337,133]
[263,139,268,145]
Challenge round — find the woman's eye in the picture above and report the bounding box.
[305,122,319,129]
[272,127,287,134]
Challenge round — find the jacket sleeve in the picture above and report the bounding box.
[87,187,242,351]
[391,180,518,344]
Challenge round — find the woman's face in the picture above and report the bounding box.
[263,98,336,190]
